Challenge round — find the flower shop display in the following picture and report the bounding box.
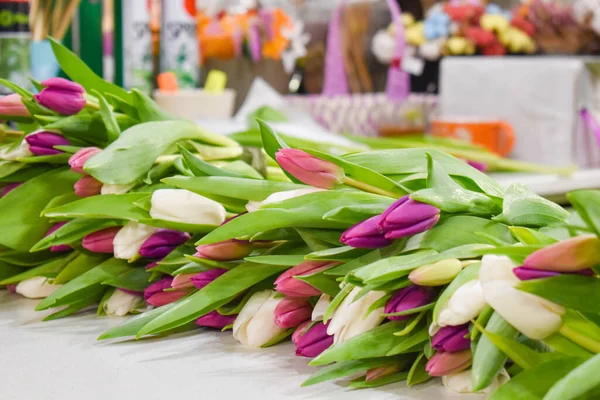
[0,38,599,400]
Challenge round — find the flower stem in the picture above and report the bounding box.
[342,176,399,198]
[394,311,427,336]
[559,324,600,353]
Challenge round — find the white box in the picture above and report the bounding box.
[439,57,600,168]
[154,89,236,120]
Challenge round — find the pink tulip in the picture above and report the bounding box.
[195,310,236,329]
[426,350,472,377]
[274,297,312,328]
[0,93,29,117]
[82,227,120,253]
[274,261,337,297]
[144,277,187,307]
[68,147,101,174]
[524,235,600,272]
[74,176,103,197]
[275,148,344,189]
[194,239,255,261]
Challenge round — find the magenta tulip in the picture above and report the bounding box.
[384,285,436,321]
[379,196,440,239]
[274,297,312,328]
[432,325,471,352]
[34,77,86,115]
[293,321,334,358]
[190,269,228,290]
[82,227,120,253]
[139,230,190,259]
[196,310,237,329]
[274,261,337,297]
[25,131,70,156]
[144,277,187,307]
[340,215,392,248]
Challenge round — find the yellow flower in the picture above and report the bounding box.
[500,27,536,53]
[402,13,415,27]
[444,37,476,55]
[480,14,510,33]
[405,22,426,46]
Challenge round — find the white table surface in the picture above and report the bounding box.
[0,292,476,400]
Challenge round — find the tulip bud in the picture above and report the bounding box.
[274,297,312,328]
[312,294,331,322]
[139,229,190,259]
[246,188,325,212]
[113,222,158,260]
[385,285,436,321]
[195,310,237,329]
[328,287,386,344]
[25,131,70,156]
[366,364,403,382]
[171,273,197,290]
[82,227,120,253]
[274,261,336,297]
[104,289,143,316]
[432,324,471,352]
[340,215,392,249]
[100,183,135,195]
[15,277,62,299]
[74,176,103,198]
[45,222,71,252]
[190,269,228,290]
[194,239,255,261]
[233,290,286,347]
[425,350,472,377]
[6,284,17,293]
[68,147,101,174]
[1,182,22,197]
[409,259,463,286]
[379,196,440,239]
[144,277,187,307]
[437,279,486,327]
[34,77,86,115]
[513,266,561,281]
[442,369,509,394]
[275,148,344,189]
[523,235,600,272]
[467,160,488,172]
[0,93,30,117]
[150,189,226,225]
[293,321,334,357]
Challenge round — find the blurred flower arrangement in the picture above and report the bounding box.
[196,7,309,73]
[372,0,600,64]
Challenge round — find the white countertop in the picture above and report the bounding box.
[0,292,474,400]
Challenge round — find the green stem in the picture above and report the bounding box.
[394,311,426,336]
[342,176,399,198]
[559,324,600,353]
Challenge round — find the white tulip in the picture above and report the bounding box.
[312,294,331,321]
[150,189,226,225]
[443,369,509,394]
[480,255,564,340]
[246,188,325,212]
[437,280,486,327]
[15,277,62,299]
[0,140,32,161]
[327,287,386,344]
[103,289,143,317]
[233,290,286,347]
[101,183,135,195]
[113,221,158,260]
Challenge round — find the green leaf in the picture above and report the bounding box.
[411,153,500,215]
[344,148,505,199]
[544,353,600,400]
[98,301,181,340]
[472,312,519,391]
[0,249,59,266]
[0,78,33,99]
[567,190,600,236]
[102,268,151,292]
[407,353,431,386]
[138,218,218,234]
[544,334,594,358]
[131,89,177,122]
[302,148,410,198]
[136,262,289,336]
[323,284,354,322]
[178,145,246,178]
[257,119,300,184]
[49,38,132,102]
[31,218,121,252]
[45,112,136,146]
[305,246,368,261]
[0,255,75,285]
[18,153,71,164]
[94,90,121,142]
[295,228,344,246]
[295,271,341,297]
[325,242,406,276]
[0,168,78,251]
[302,357,401,387]
[509,227,559,245]
[105,93,139,120]
[196,191,392,245]
[488,358,585,400]
[518,275,600,314]
[85,121,236,185]
[162,175,304,201]
[43,193,149,220]
[386,326,429,355]
[349,372,409,389]
[494,184,569,227]
[53,253,109,284]
[310,322,407,366]
[0,262,23,282]
[244,255,306,266]
[433,262,480,324]
[215,160,263,179]
[35,258,131,311]
[43,287,105,321]
[476,245,542,264]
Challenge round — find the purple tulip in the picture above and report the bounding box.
[513,266,595,281]
[34,77,86,115]
[118,288,143,296]
[45,221,71,252]
[340,215,392,248]
[144,277,187,307]
[195,310,237,329]
[190,269,228,290]
[384,285,436,321]
[292,321,334,358]
[68,147,101,174]
[274,297,312,328]
[432,324,471,352]
[25,131,70,156]
[1,182,22,197]
[467,160,488,172]
[139,230,190,259]
[145,261,159,270]
[379,196,440,240]
[82,227,120,253]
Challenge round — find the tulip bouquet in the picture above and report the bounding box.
[97,120,600,397]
